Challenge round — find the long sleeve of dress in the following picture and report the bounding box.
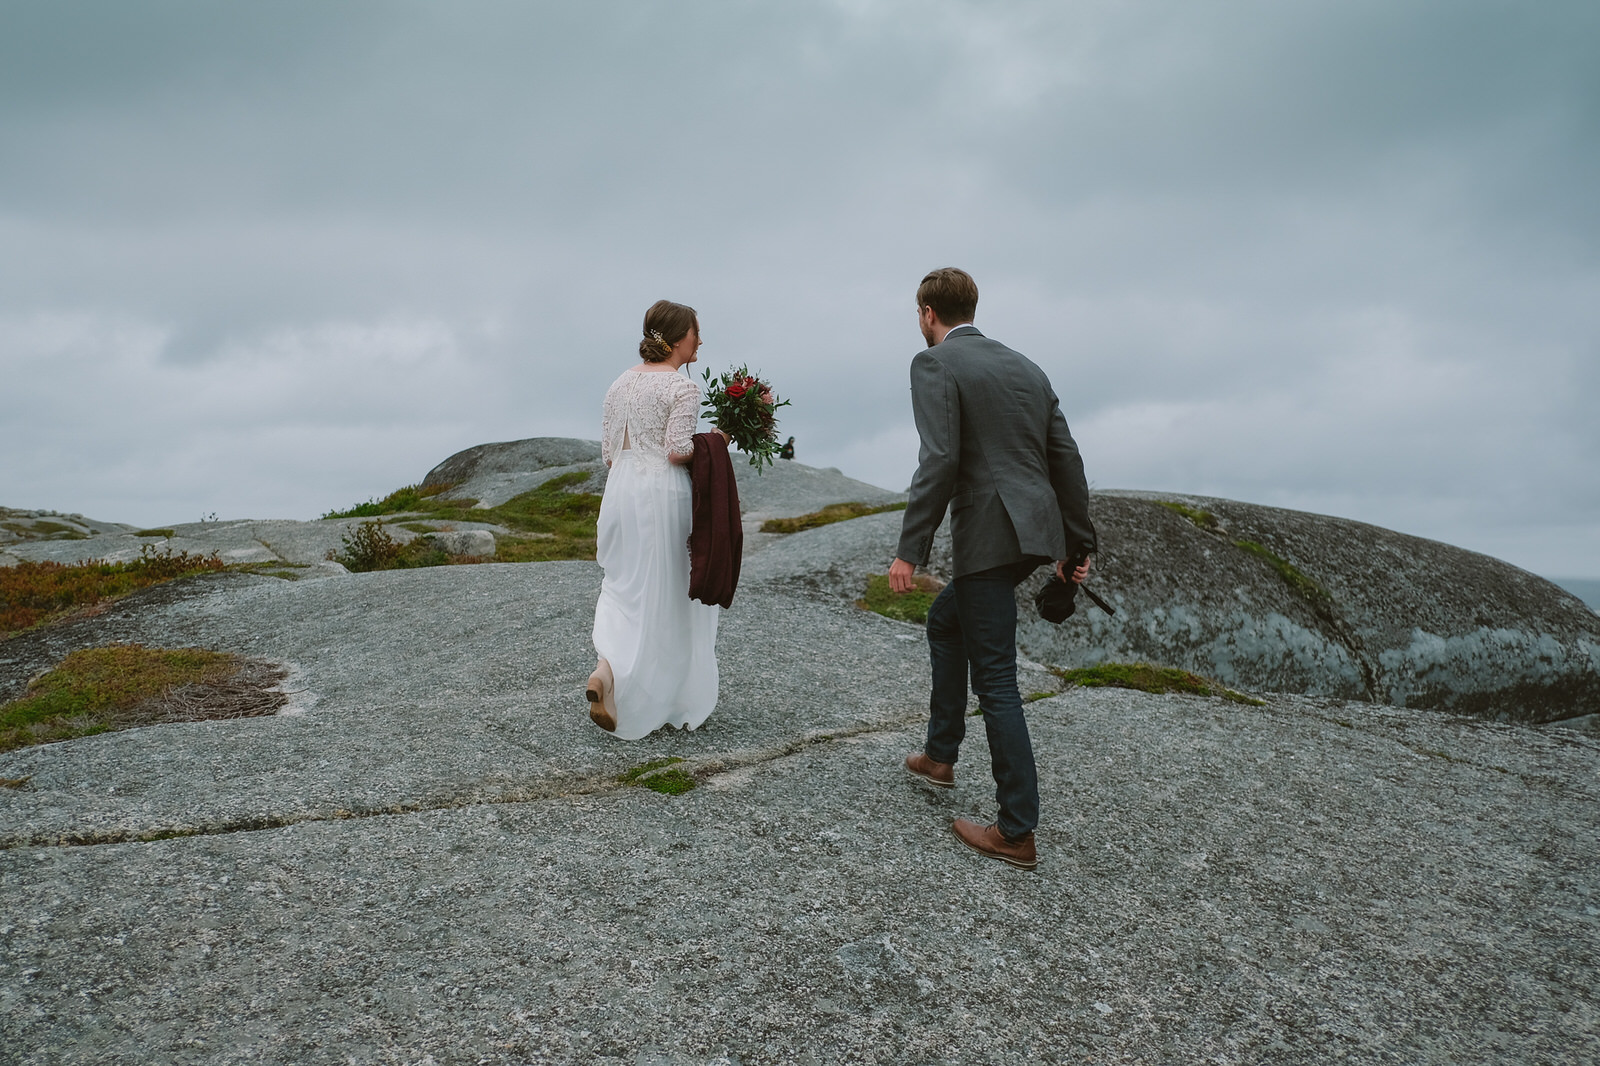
[664,376,701,457]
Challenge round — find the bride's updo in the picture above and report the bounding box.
[640,300,699,363]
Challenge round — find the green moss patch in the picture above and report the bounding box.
[324,473,601,567]
[857,573,943,624]
[761,501,907,534]
[638,768,697,794]
[1156,501,1219,531]
[478,474,601,558]
[134,529,176,539]
[1052,662,1264,705]
[0,644,286,752]
[1232,540,1330,603]
[321,482,463,520]
[618,756,697,795]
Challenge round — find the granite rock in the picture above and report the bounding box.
[1,482,1597,1061]
[424,437,609,506]
[983,492,1600,724]
[423,529,496,557]
[0,506,135,544]
[0,550,1595,1063]
[422,435,907,523]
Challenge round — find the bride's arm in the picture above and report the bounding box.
[665,377,700,464]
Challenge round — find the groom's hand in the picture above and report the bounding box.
[889,558,917,594]
[1057,557,1091,584]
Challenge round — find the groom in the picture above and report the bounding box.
[892,267,1096,869]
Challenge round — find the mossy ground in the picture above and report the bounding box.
[327,473,603,570]
[0,519,88,541]
[0,546,227,639]
[857,573,944,625]
[1053,662,1264,705]
[1156,501,1219,531]
[0,644,243,752]
[1232,540,1330,603]
[1153,500,1333,611]
[761,501,907,535]
[618,757,697,795]
[321,483,459,520]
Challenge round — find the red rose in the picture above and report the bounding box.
[725,383,747,399]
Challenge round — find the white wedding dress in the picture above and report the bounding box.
[592,367,720,739]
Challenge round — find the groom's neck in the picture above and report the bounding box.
[928,318,972,346]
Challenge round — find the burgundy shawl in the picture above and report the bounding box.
[689,432,743,608]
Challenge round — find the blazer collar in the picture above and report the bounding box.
[943,324,982,342]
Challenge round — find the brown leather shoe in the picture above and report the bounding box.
[904,751,954,788]
[952,817,1037,869]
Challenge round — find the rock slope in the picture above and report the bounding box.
[1,546,1596,1064]
[1004,491,1600,724]
[423,435,905,529]
[2,447,1597,1063]
[737,493,1599,724]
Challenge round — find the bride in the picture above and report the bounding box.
[586,300,725,738]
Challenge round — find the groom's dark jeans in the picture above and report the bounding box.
[923,560,1040,841]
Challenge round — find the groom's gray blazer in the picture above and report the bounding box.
[896,325,1096,578]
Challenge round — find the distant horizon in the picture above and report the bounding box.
[4,3,1595,579]
[6,446,1599,589]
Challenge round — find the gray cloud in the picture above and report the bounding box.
[2,0,1596,576]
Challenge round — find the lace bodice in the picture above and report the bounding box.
[601,368,702,470]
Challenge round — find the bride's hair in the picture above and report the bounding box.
[640,300,699,363]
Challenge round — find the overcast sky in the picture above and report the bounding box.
[3,0,1597,577]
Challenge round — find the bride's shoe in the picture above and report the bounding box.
[585,659,618,732]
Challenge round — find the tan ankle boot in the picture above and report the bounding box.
[585,659,617,732]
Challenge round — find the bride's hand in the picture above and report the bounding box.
[717,429,731,444]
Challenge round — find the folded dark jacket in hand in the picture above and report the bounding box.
[689,432,743,609]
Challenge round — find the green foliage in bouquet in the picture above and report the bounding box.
[701,365,791,471]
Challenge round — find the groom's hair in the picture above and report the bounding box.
[640,300,699,363]
[917,268,978,326]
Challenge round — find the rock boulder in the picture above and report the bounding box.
[995,491,1600,724]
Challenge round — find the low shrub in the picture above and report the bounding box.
[333,520,405,572]
[0,545,226,638]
[331,521,496,572]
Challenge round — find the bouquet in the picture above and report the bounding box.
[701,365,791,470]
